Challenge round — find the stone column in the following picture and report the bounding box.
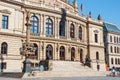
[67,20,70,40]
[75,23,78,40]
[76,23,79,41]
[42,14,45,37]
[66,20,69,39]
[39,42,43,60]
[25,10,31,45]
[54,17,57,38]
[41,41,45,60]
[66,45,69,60]
[40,14,43,37]
[75,47,79,61]
[57,43,59,60]
[57,18,60,39]
[54,43,58,60]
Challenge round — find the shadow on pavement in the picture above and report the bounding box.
[0,72,24,78]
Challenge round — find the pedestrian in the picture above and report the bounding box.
[112,66,115,77]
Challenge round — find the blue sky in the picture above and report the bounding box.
[69,0,120,28]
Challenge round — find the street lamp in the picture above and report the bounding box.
[21,9,32,73]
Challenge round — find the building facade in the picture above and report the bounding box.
[0,0,105,72]
[103,22,120,69]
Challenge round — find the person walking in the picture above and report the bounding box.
[112,66,115,77]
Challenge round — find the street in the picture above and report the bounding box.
[0,77,120,80]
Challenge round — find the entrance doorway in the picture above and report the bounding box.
[71,47,75,61]
[60,46,65,60]
[46,45,53,60]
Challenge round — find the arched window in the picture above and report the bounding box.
[80,49,83,62]
[111,46,113,53]
[30,16,39,33]
[59,46,65,60]
[111,58,114,64]
[46,45,53,60]
[59,21,65,36]
[115,58,117,65]
[71,47,75,61]
[118,59,120,65]
[96,52,99,60]
[79,26,82,40]
[70,23,75,38]
[117,47,119,53]
[34,43,38,59]
[110,36,112,42]
[114,36,116,43]
[1,42,8,54]
[114,47,116,53]
[95,34,98,43]
[46,18,53,35]
[117,37,119,43]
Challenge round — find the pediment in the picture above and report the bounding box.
[94,30,99,33]
[0,9,11,14]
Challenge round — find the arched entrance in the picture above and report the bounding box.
[80,49,83,62]
[60,46,65,60]
[71,47,75,61]
[46,45,53,60]
[34,43,38,59]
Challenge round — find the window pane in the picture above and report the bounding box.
[30,16,39,33]
[2,15,8,29]
[30,27,34,33]
[34,17,37,21]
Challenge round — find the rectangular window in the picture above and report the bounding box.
[95,34,98,43]
[0,62,6,69]
[2,15,8,29]
[97,65,100,71]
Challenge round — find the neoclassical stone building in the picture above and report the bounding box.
[0,0,105,72]
[103,22,120,69]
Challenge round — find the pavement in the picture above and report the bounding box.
[0,77,120,80]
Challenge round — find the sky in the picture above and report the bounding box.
[69,0,120,28]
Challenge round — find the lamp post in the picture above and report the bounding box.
[22,9,32,73]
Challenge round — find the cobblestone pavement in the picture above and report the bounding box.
[0,77,120,80]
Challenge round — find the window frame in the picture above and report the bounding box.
[45,18,53,35]
[95,34,98,43]
[1,42,8,54]
[70,23,75,38]
[30,16,39,33]
[2,15,8,29]
[96,52,99,60]
[79,26,82,40]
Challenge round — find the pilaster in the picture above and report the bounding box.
[54,17,57,38]
[42,14,45,37]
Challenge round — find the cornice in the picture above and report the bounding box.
[107,31,120,35]
[1,0,87,23]
[87,18,103,27]
[0,31,87,46]
[89,44,104,48]
[108,54,120,56]
[0,32,24,38]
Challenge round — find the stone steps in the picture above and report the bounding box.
[52,61,92,72]
[23,61,108,78]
